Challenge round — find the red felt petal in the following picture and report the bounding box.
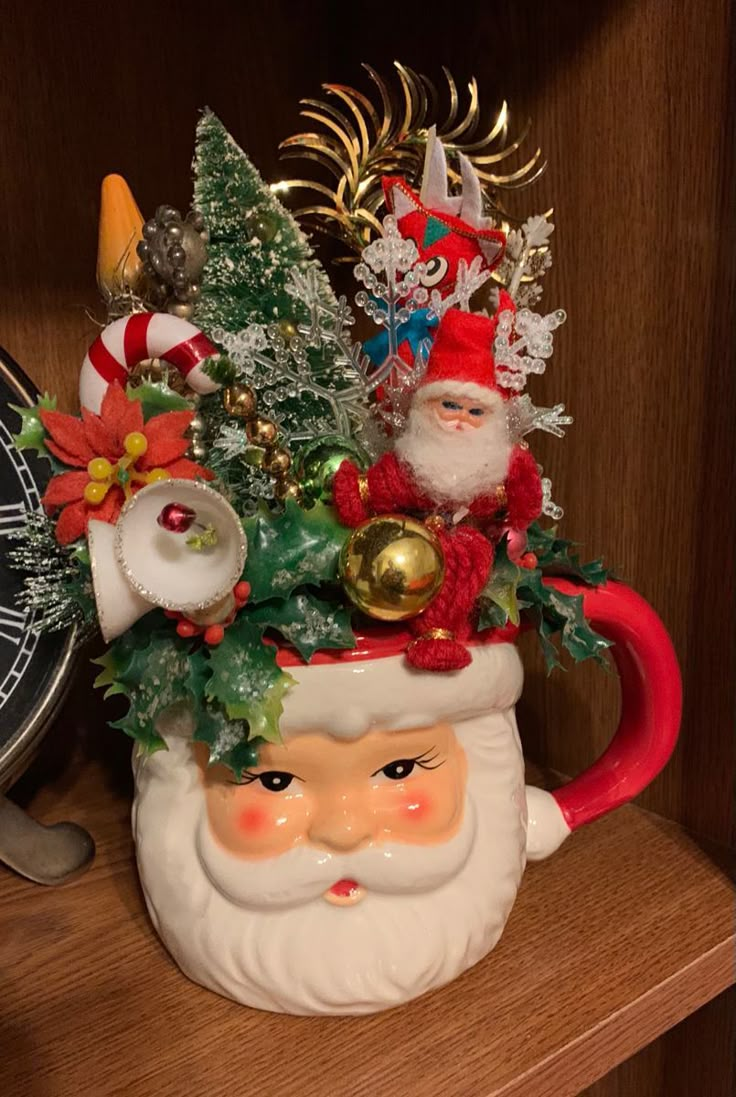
[40,410,96,465]
[144,410,194,443]
[44,438,89,469]
[100,383,144,451]
[165,458,215,481]
[55,500,89,545]
[140,436,191,469]
[81,407,118,459]
[92,489,124,525]
[41,471,89,508]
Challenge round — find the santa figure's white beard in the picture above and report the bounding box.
[133,715,526,1015]
[394,399,512,506]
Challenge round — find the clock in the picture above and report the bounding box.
[0,346,78,789]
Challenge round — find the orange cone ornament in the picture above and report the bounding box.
[96,174,145,301]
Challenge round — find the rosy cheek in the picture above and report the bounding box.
[237,806,269,834]
[400,793,432,822]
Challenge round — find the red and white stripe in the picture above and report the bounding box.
[80,312,221,413]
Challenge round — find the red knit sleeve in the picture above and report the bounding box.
[366,452,425,513]
[333,452,425,527]
[333,459,370,527]
[505,446,543,530]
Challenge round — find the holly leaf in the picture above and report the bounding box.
[11,393,56,457]
[242,499,349,602]
[194,702,265,777]
[531,608,564,673]
[518,568,612,669]
[205,615,294,742]
[247,591,355,661]
[94,617,208,754]
[219,737,265,779]
[126,380,190,420]
[526,521,610,586]
[478,543,523,629]
[477,599,511,631]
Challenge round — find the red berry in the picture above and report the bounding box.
[204,624,225,646]
[176,619,199,638]
[158,502,197,533]
[520,552,538,570]
[234,581,251,605]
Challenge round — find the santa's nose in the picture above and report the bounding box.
[308,803,372,852]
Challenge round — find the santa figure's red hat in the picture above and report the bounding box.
[416,298,515,406]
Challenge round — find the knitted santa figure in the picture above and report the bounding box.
[334,300,542,671]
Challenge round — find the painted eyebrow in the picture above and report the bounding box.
[369,747,442,775]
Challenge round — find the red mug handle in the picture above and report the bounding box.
[541,578,682,831]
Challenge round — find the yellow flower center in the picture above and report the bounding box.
[84,431,170,505]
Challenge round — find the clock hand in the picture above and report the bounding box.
[0,795,95,885]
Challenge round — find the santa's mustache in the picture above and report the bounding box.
[196,801,477,911]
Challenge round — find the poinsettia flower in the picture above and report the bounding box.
[41,383,214,545]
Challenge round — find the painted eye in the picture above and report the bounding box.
[420,255,449,287]
[379,760,416,780]
[258,771,295,792]
[469,407,485,417]
[441,400,462,411]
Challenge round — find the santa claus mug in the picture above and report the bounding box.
[132,577,681,1016]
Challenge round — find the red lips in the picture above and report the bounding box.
[328,878,360,898]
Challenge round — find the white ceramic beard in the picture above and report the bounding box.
[394,399,513,506]
[134,712,526,1015]
[132,645,570,1016]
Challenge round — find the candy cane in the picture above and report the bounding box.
[80,312,221,413]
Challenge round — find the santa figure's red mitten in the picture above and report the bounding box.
[406,525,494,672]
[333,459,370,527]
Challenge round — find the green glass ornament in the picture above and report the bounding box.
[245,208,277,244]
[295,435,369,506]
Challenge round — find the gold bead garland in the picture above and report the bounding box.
[222,383,301,503]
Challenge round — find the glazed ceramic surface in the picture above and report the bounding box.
[132,580,681,1016]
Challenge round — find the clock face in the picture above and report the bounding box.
[0,348,77,788]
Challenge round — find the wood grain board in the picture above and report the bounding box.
[0,745,733,1097]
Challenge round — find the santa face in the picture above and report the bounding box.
[425,394,494,433]
[133,675,528,1014]
[395,385,513,507]
[200,722,467,908]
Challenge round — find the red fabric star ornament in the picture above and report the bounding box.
[40,383,214,545]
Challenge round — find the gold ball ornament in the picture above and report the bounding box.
[223,384,257,420]
[245,208,277,243]
[169,300,195,320]
[189,439,208,462]
[246,417,278,447]
[277,318,298,340]
[274,480,303,503]
[262,447,292,476]
[339,515,445,622]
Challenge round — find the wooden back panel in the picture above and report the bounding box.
[0,0,732,855]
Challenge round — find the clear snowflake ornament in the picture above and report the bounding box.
[494,306,567,392]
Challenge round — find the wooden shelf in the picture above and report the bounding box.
[0,750,732,1097]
